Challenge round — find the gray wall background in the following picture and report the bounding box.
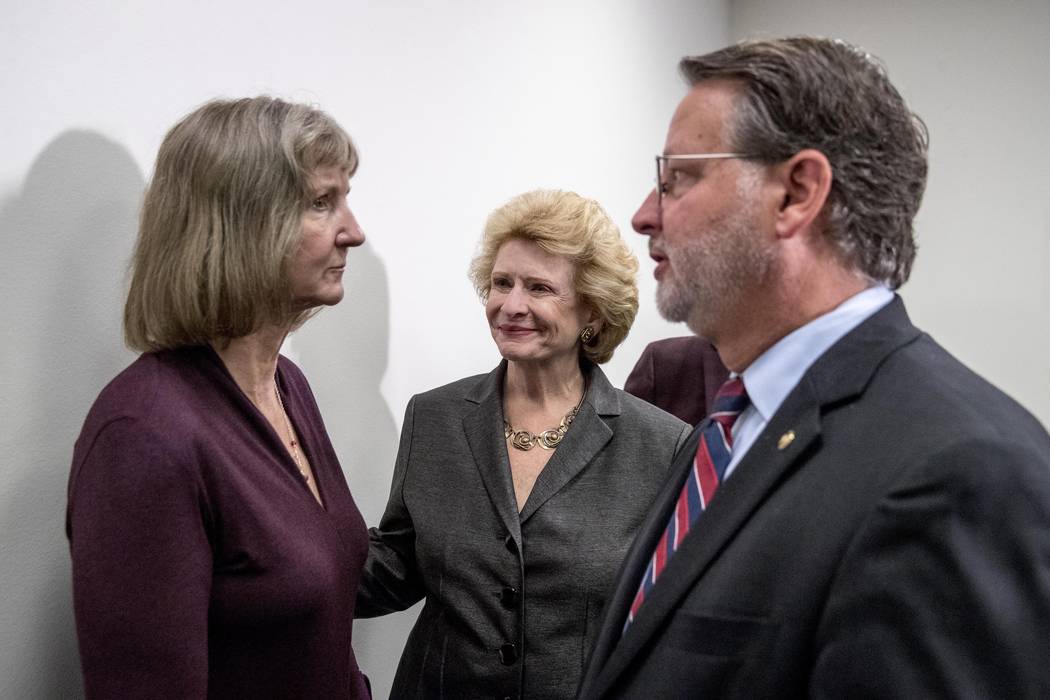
[1,0,1046,697]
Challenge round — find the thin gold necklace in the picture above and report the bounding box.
[274,379,309,483]
[504,386,587,451]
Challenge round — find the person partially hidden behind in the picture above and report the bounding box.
[624,336,728,425]
[356,189,690,699]
[67,97,372,698]
[578,37,1050,698]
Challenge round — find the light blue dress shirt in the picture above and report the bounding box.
[725,285,894,479]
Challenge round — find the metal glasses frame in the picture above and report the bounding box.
[655,153,752,207]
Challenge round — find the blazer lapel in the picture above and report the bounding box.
[592,392,823,695]
[518,365,619,523]
[586,296,922,697]
[462,362,523,548]
[580,422,703,697]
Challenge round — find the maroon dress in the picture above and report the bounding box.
[67,345,370,698]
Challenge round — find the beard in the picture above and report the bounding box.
[655,193,778,337]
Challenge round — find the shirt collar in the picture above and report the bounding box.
[740,286,894,423]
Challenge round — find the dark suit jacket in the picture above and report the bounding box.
[357,361,690,699]
[579,297,1050,698]
[624,336,729,425]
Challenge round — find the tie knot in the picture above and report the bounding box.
[711,377,749,416]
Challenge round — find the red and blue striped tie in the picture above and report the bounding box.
[625,377,749,630]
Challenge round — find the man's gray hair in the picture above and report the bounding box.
[681,37,928,289]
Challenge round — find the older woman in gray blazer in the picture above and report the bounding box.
[357,189,689,699]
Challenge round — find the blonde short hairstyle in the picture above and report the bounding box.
[468,189,638,364]
[124,96,358,352]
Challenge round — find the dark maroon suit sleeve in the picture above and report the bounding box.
[624,337,729,426]
[623,343,658,405]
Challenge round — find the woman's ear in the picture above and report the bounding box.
[772,148,833,240]
[587,307,603,333]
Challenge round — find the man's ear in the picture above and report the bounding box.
[773,149,832,240]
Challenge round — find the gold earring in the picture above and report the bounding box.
[580,327,595,344]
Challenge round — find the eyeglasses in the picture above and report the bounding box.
[655,153,753,207]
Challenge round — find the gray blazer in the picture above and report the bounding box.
[357,361,689,699]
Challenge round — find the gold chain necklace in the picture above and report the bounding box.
[503,389,586,451]
[274,379,310,484]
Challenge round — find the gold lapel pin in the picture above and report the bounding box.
[777,430,796,451]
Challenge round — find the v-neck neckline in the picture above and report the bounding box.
[274,366,327,511]
[202,345,328,512]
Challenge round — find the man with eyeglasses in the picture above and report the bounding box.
[579,37,1050,698]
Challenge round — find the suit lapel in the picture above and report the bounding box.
[586,297,922,697]
[462,363,522,547]
[592,390,823,694]
[519,365,619,523]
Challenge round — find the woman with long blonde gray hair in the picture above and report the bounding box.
[67,97,372,698]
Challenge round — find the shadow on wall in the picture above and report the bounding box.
[294,242,420,700]
[0,131,143,698]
